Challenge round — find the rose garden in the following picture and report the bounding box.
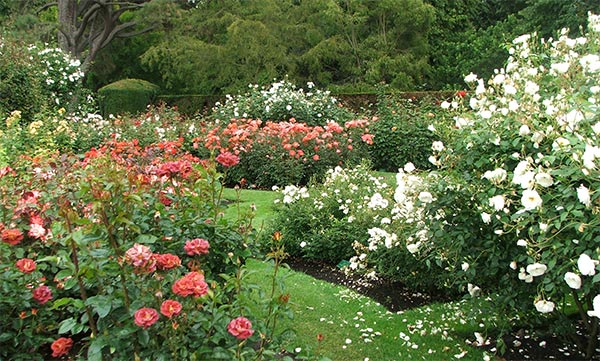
[1,3,600,360]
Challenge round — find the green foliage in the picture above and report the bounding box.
[0,40,44,120]
[139,0,434,95]
[98,78,160,117]
[266,162,390,266]
[368,96,440,172]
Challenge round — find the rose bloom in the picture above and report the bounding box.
[227,316,254,340]
[184,238,210,256]
[32,285,52,304]
[172,272,208,297]
[28,223,46,239]
[160,299,182,318]
[172,271,208,297]
[1,228,24,245]
[16,258,36,273]
[215,152,240,167]
[564,272,582,289]
[51,337,73,358]
[156,253,181,270]
[125,243,154,267]
[134,307,159,329]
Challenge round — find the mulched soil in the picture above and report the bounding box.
[286,257,599,361]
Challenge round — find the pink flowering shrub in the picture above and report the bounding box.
[195,117,373,188]
[0,140,287,359]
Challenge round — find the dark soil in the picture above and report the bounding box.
[286,257,599,361]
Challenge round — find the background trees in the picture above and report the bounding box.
[1,0,599,95]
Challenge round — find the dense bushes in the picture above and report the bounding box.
[267,162,391,266]
[212,79,354,126]
[98,78,160,117]
[197,116,372,188]
[368,95,444,172]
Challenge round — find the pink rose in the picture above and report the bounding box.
[160,299,182,318]
[134,307,159,329]
[227,316,254,340]
[32,285,52,304]
[184,238,210,256]
[16,258,36,273]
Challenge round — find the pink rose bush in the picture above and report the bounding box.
[0,134,282,359]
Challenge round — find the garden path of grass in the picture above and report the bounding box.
[222,185,587,360]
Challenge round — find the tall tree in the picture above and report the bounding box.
[48,0,155,72]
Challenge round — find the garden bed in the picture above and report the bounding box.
[286,257,598,360]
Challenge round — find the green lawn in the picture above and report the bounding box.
[222,184,493,360]
[246,259,491,360]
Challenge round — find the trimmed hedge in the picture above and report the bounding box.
[98,79,159,117]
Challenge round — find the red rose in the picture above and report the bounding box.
[456,90,467,98]
[51,337,73,358]
[227,317,254,340]
[16,258,36,273]
[156,253,181,270]
[184,238,210,256]
[32,285,52,304]
[172,271,208,297]
[134,307,159,329]
[160,299,182,318]
[1,228,23,245]
[215,152,240,167]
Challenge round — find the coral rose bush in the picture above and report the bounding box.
[198,116,373,188]
[0,136,286,359]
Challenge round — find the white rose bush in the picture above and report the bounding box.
[340,13,600,357]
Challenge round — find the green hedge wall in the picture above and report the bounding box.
[98,79,160,117]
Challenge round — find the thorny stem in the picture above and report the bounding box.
[99,205,131,310]
[585,295,599,359]
[64,211,99,337]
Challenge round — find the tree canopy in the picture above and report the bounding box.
[1,0,598,93]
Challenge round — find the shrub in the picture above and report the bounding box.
[0,39,44,120]
[266,162,392,266]
[368,95,447,172]
[196,117,373,188]
[344,13,600,358]
[211,78,355,126]
[98,78,160,117]
[0,140,288,359]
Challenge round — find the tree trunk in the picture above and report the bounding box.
[57,0,78,57]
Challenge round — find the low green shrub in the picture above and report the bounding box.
[98,78,160,117]
[368,95,447,172]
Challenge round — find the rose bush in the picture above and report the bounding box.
[197,117,373,188]
[267,161,394,266]
[211,78,354,126]
[341,13,600,358]
[0,137,290,359]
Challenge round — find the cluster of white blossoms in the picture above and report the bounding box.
[272,184,309,204]
[213,78,343,123]
[452,13,600,315]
